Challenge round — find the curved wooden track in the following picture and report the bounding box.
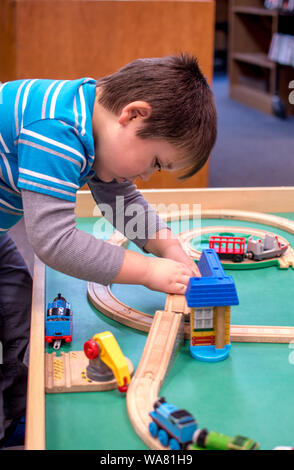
[87,283,191,336]
[126,310,184,450]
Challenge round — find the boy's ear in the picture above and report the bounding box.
[118,101,152,125]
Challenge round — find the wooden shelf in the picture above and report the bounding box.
[232,52,275,69]
[230,83,273,114]
[229,0,294,116]
[232,6,277,16]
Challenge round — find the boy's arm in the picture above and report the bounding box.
[88,176,199,276]
[88,176,168,251]
[113,248,193,294]
[22,189,124,286]
[22,189,193,294]
[143,228,200,276]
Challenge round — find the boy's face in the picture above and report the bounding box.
[92,97,187,184]
[94,132,184,184]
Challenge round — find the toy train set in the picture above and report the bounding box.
[44,238,293,450]
[209,233,288,263]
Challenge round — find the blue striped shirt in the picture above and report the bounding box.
[0,78,96,234]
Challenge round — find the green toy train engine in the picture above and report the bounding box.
[188,428,259,451]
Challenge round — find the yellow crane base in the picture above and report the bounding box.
[45,351,134,394]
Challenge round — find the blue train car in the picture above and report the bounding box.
[149,397,197,450]
[45,293,72,349]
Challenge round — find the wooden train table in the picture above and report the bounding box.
[26,187,294,450]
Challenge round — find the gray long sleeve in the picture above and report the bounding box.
[22,179,169,286]
[88,176,169,250]
[22,189,125,285]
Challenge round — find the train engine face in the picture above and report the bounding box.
[45,293,72,347]
[149,397,197,450]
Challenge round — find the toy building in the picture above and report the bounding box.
[185,249,239,362]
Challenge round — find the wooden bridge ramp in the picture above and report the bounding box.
[126,297,187,450]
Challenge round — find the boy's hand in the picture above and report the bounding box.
[143,257,194,295]
[114,229,200,295]
[159,242,200,277]
[144,228,200,277]
[113,248,197,295]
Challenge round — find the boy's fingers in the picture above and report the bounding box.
[178,275,190,285]
[172,283,188,294]
[189,262,200,276]
[169,276,190,294]
[187,261,199,275]
[179,264,193,275]
[178,261,199,277]
[173,268,190,281]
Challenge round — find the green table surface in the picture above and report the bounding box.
[45,214,294,450]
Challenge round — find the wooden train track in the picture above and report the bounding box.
[126,310,184,450]
[87,283,191,335]
[230,325,294,343]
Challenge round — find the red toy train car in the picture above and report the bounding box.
[209,236,246,263]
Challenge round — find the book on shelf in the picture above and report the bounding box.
[264,0,294,11]
[268,33,294,66]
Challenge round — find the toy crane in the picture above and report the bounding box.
[83,331,131,393]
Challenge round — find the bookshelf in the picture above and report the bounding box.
[229,0,294,117]
[214,0,229,72]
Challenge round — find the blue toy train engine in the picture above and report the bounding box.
[149,397,198,450]
[45,293,73,350]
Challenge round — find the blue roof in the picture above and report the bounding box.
[185,249,239,308]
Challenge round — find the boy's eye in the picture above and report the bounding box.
[154,158,162,172]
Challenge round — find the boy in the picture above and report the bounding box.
[0,54,217,444]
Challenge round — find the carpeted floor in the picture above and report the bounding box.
[209,74,294,188]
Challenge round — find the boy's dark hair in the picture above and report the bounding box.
[97,54,217,179]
